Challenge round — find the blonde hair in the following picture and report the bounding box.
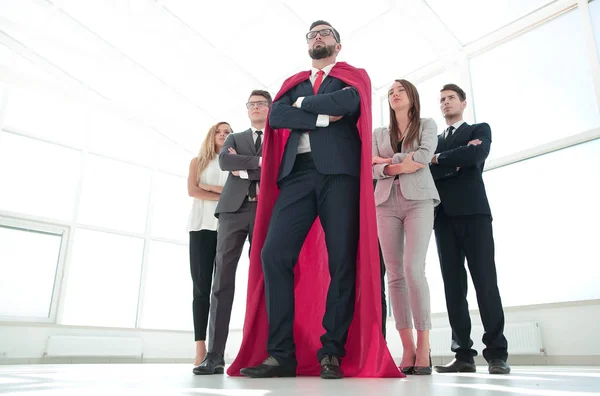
[196,122,231,184]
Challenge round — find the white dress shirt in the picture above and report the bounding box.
[238,127,263,188]
[435,120,466,162]
[295,62,336,154]
[187,158,229,231]
[444,120,465,138]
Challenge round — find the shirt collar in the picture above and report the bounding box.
[311,62,336,79]
[450,120,465,131]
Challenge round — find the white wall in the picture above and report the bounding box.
[1,300,599,365]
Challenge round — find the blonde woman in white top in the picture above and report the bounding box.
[187,122,231,368]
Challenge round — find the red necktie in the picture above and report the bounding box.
[313,70,324,94]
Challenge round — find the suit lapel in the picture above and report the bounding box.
[380,129,395,157]
[242,129,255,154]
[317,76,333,94]
[300,80,313,96]
[437,134,445,153]
[445,123,469,149]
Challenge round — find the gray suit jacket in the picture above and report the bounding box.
[214,129,262,216]
[372,118,440,207]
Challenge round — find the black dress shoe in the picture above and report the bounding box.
[240,356,297,378]
[320,355,343,379]
[413,353,432,376]
[193,352,225,375]
[488,359,511,374]
[400,366,414,375]
[434,358,476,373]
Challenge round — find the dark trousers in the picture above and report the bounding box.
[261,154,360,366]
[434,209,508,363]
[189,230,218,341]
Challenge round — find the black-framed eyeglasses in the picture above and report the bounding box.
[246,101,269,109]
[306,28,338,42]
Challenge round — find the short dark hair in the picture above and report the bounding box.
[441,84,466,102]
[248,89,272,106]
[309,20,341,43]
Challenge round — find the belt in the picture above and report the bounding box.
[296,152,313,162]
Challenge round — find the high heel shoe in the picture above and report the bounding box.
[413,352,432,376]
[400,365,415,375]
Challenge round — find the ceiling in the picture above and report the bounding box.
[0,0,557,151]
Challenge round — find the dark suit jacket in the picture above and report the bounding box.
[214,129,262,216]
[268,76,361,182]
[430,122,492,217]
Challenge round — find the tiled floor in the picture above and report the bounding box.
[0,364,599,395]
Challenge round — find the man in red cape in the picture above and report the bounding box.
[227,21,402,379]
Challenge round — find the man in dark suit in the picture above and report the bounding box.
[193,89,271,375]
[240,20,363,380]
[430,84,510,375]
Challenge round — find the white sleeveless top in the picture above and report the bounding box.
[187,158,229,232]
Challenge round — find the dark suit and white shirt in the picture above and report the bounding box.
[430,120,509,372]
[260,62,362,369]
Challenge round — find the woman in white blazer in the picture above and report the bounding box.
[187,122,231,368]
[372,79,440,375]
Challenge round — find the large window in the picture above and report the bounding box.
[426,139,600,313]
[151,172,190,242]
[60,229,144,328]
[0,132,81,221]
[77,155,152,234]
[138,241,192,331]
[425,0,555,44]
[0,220,66,321]
[590,0,600,55]
[469,9,600,160]
[3,85,86,149]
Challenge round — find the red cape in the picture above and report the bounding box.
[227,62,403,378]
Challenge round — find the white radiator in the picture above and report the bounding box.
[430,321,544,356]
[45,336,143,357]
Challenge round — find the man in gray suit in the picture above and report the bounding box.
[193,89,271,375]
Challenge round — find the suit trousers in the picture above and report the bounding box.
[434,209,508,363]
[207,201,257,355]
[261,154,360,366]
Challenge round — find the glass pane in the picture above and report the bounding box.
[484,139,600,306]
[88,109,156,167]
[151,172,190,241]
[77,155,151,234]
[0,225,62,318]
[425,0,554,44]
[0,43,13,69]
[469,10,600,160]
[590,0,600,55]
[3,85,86,148]
[427,139,600,313]
[139,241,192,331]
[61,229,143,328]
[158,136,193,177]
[0,132,80,221]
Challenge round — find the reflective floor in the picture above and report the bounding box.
[1,364,599,395]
